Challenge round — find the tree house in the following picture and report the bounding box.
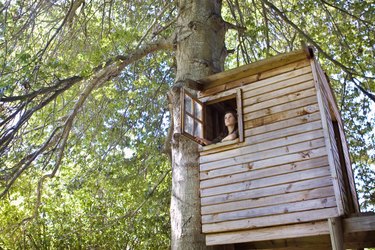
[181,47,375,248]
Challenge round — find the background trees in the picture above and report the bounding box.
[0,0,374,248]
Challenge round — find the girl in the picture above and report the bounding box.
[195,110,238,146]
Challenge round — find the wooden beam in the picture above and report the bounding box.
[344,213,375,233]
[328,217,344,250]
[235,235,332,250]
[205,221,330,245]
[345,231,375,249]
[204,214,375,248]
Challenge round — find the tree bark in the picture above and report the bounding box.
[170,0,226,249]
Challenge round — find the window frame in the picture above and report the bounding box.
[180,89,205,141]
[181,88,244,146]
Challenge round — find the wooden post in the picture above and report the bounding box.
[328,217,344,250]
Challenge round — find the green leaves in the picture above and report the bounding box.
[0,0,374,248]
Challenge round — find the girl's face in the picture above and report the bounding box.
[224,112,237,127]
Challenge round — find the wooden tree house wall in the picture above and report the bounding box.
[191,48,360,246]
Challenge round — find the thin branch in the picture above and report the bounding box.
[0,76,82,102]
[0,126,62,198]
[260,0,375,103]
[351,77,375,102]
[262,0,350,70]
[261,1,271,56]
[0,76,82,155]
[35,0,76,63]
[136,2,174,49]
[261,0,375,81]
[320,0,373,26]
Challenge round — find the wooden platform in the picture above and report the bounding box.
[210,213,375,249]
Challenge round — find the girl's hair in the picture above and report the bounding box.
[222,110,238,136]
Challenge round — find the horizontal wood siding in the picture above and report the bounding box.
[201,176,333,206]
[202,207,338,233]
[205,220,330,245]
[202,185,334,215]
[200,59,339,235]
[200,52,311,96]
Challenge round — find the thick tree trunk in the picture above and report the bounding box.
[170,0,226,249]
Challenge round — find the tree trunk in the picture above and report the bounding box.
[170,0,226,249]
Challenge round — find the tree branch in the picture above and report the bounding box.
[0,76,83,102]
[320,0,373,26]
[0,126,62,198]
[261,0,375,102]
[1,36,174,198]
[261,0,352,72]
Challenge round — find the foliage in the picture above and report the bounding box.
[0,0,374,248]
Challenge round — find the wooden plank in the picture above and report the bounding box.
[242,73,314,100]
[328,123,350,215]
[201,58,309,91]
[237,88,244,142]
[242,64,311,94]
[315,62,359,212]
[245,120,323,148]
[201,84,226,97]
[200,166,331,197]
[314,61,341,122]
[259,59,311,80]
[200,128,324,164]
[344,214,375,233]
[344,232,375,249]
[200,113,322,157]
[200,155,328,189]
[246,112,321,136]
[223,74,259,91]
[202,197,337,224]
[202,186,334,215]
[243,82,316,110]
[310,59,345,216]
[201,147,329,183]
[328,217,344,250]
[200,138,325,172]
[205,221,329,245]
[199,138,240,153]
[244,87,316,114]
[200,64,312,98]
[199,50,310,88]
[242,65,312,95]
[244,96,318,120]
[202,207,339,233]
[200,153,327,182]
[199,88,237,103]
[199,140,244,156]
[210,226,375,250]
[235,235,332,250]
[201,176,333,206]
[246,104,320,129]
[339,127,360,212]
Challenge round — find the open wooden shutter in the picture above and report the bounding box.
[181,89,205,140]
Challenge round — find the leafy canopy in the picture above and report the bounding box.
[0,0,374,248]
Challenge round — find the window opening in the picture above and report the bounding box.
[181,89,243,146]
[205,96,237,142]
